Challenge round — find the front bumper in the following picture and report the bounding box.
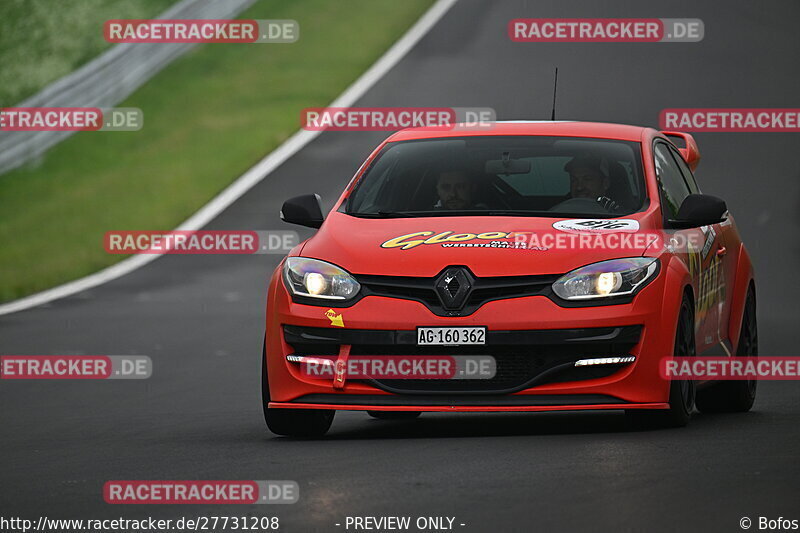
[270,399,669,413]
[265,266,677,411]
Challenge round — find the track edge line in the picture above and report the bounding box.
[0,0,457,317]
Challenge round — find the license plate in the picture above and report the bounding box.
[417,326,486,346]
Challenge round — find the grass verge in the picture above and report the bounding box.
[0,0,433,302]
[0,0,176,107]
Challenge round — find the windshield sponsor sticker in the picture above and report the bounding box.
[552,219,640,233]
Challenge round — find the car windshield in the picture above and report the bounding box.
[345,135,646,218]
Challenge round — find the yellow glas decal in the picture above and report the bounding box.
[381,231,513,250]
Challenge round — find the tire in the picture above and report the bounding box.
[696,287,758,413]
[627,294,696,429]
[367,411,421,420]
[262,338,334,438]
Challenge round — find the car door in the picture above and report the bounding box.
[666,143,736,350]
[653,141,720,354]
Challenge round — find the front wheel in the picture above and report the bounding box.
[265,408,334,438]
[696,286,758,413]
[627,294,696,429]
[262,339,334,438]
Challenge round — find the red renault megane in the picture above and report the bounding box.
[262,121,757,437]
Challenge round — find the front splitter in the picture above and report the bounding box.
[268,401,670,412]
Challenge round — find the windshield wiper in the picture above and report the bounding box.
[376,210,419,218]
[482,210,551,217]
[347,210,417,218]
[349,209,626,219]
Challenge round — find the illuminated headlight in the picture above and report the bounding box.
[283,257,360,300]
[552,258,659,301]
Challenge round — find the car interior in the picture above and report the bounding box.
[346,136,646,216]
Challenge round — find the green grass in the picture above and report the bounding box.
[0,0,433,302]
[0,0,176,107]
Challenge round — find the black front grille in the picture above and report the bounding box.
[357,270,560,317]
[361,344,626,394]
[283,325,642,394]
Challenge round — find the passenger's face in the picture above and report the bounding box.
[437,171,472,210]
[569,167,609,199]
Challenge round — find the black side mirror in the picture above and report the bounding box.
[280,194,324,229]
[668,193,727,229]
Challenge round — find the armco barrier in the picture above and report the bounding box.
[0,0,255,176]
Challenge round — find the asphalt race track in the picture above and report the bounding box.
[2,1,799,531]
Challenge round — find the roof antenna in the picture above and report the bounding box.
[550,67,559,121]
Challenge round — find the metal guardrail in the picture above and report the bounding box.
[0,0,256,176]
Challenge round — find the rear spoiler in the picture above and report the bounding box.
[660,131,701,171]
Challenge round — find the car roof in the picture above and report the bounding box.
[386,121,650,143]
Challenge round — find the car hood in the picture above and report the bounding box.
[298,212,655,277]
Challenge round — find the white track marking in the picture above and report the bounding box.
[0,0,458,317]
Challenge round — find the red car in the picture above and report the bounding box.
[263,121,757,437]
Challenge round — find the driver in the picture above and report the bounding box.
[564,154,620,211]
[434,168,478,210]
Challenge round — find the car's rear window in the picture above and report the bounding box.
[346,135,646,218]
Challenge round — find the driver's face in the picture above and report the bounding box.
[436,171,472,210]
[569,167,609,199]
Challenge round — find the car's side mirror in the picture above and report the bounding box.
[667,193,727,229]
[280,194,324,228]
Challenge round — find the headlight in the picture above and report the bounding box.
[283,257,360,300]
[552,258,659,301]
